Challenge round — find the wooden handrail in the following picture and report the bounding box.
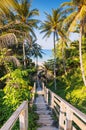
[50,90,86,122]
[0,101,28,130]
[43,84,86,130]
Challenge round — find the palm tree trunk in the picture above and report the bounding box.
[23,41,26,69]
[53,31,57,90]
[36,56,38,69]
[36,56,38,80]
[79,25,86,86]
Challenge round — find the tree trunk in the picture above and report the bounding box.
[79,25,86,86]
[53,31,57,90]
[36,56,38,80]
[36,56,38,69]
[23,40,26,69]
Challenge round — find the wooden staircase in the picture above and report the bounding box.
[35,95,58,130]
[0,81,86,130]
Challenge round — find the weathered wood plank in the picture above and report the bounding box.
[0,101,28,130]
[44,87,86,130]
[47,88,86,123]
[73,114,86,130]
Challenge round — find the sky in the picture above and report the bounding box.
[30,0,79,64]
[31,0,70,49]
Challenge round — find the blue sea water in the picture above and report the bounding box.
[39,49,53,65]
[32,49,53,65]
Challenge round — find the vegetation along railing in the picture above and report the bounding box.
[42,83,86,130]
[0,101,28,130]
[1,82,86,130]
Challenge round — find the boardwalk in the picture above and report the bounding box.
[0,81,86,130]
[35,81,58,130]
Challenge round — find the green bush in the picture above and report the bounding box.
[0,68,33,128]
[28,104,39,130]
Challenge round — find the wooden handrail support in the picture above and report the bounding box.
[43,84,86,130]
[0,101,28,130]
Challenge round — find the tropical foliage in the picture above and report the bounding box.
[0,0,40,129]
[61,0,86,86]
[0,0,86,129]
[40,9,67,90]
[45,39,86,113]
[39,0,86,114]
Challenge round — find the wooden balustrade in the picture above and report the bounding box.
[0,101,28,130]
[2,82,85,130]
[43,84,86,130]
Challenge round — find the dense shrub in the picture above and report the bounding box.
[0,68,33,128]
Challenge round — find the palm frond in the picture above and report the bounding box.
[6,56,20,67]
[0,33,18,48]
[0,0,11,14]
[42,31,51,39]
[60,2,74,8]
[68,12,80,32]
[79,5,86,20]
[62,11,77,30]
[60,7,76,15]
[28,9,39,18]
[0,21,15,31]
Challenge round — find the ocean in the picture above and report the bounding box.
[32,49,53,65]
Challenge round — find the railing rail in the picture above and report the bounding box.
[0,101,28,130]
[43,83,86,130]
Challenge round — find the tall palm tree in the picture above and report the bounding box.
[27,40,43,81]
[29,40,43,67]
[0,0,39,68]
[61,0,86,86]
[12,0,39,68]
[40,9,66,90]
[9,0,39,37]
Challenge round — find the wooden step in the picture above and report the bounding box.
[35,93,58,130]
[37,126,58,130]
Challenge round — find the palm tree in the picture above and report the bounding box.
[0,0,39,68]
[12,0,39,68]
[27,40,43,81]
[40,9,66,90]
[29,40,43,67]
[61,0,86,86]
[42,62,54,83]
[9,0,39,37]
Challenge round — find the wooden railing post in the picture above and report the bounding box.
[44,86,46,99]
[65,107,73,130]
[59,102,65,130]
[19,101,28,130]
[0,101,28,130]
[46,88,48,104]
[42,82,45,95]
[44,87,46,101]
[51,92,54,109]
